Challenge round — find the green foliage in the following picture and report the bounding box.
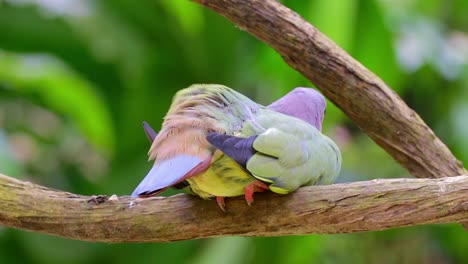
[0,0,467,263]
[0,51,114,155]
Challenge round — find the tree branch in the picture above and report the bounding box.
[191,0,466,179]
[1,0,467,242]
[0,173,467,242]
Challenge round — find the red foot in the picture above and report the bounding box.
[216,196,226,212]
[244,181,269,206]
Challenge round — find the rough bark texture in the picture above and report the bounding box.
[0,173,467,242]
[0,0,467,243]
[191,0,466,179]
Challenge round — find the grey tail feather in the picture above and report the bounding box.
[131,155,203,198]
[206,132,257,169]
[143,121,158,142]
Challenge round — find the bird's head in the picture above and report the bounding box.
[268,87,326,131]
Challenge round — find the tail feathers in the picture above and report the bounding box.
[206,132,257,169]
[143,121,158,142]
[131,155,203,197]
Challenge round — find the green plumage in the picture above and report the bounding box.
[135,84,341,207]
[170,84,341,196]
[240,105,341,193]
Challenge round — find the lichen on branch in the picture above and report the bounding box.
[0,173,467,242]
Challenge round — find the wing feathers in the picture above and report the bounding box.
[131,155,203,197]
[206,133,257,169]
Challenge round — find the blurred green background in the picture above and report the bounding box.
[0,0,467,263]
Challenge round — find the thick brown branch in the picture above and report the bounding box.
[1,173,467,243]
[1,0,466,243]
[191,0,466,178]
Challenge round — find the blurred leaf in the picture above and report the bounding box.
[0,130,23,176]
[19,233,97,264]
[353,0,404,91]
[160,1,204,36]
[193,237,251,264]
[277,236,322,263]
[450,82,468,164]
[0,50,115,156]
[307,0,358,51]
[255,45,307,101]
[452,0,468,29]
[435,224,468,263]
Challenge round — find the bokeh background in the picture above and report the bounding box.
[1,0,467,263]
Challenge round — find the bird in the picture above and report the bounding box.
[132,84,341,211]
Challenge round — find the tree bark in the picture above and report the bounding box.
[0,173,467,243]
[0,0,467,243]
[190,0,466,179]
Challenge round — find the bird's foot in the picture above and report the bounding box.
[244,181,269,206]
[216,196,226,212]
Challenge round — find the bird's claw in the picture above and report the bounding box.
[216,196,226,212]
[215,181,268,211]
[244,181,269,206]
